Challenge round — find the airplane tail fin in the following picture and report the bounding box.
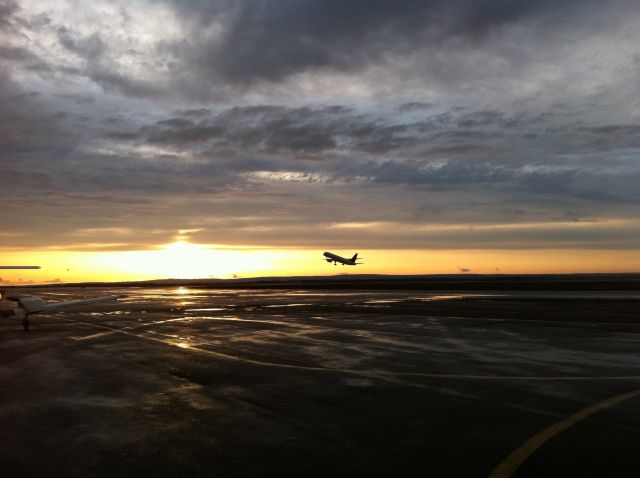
[351,253,358,262]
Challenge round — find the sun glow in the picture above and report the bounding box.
[2,246,640,285]
[93,241,285,279]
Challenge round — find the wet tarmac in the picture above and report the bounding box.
[2,288,640,477]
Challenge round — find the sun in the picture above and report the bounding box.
[95,241,284,279]
[162,241,206,254]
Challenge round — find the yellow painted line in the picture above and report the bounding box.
[489,388,640,478]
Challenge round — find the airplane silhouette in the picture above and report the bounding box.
[323,252,363,266]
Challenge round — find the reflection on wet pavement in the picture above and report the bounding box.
[4,286,640,477]
[31,287,640,379]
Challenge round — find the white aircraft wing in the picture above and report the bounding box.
[4,294,127,329]
[44,295,126,312]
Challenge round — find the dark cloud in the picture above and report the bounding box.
[184,216,640,250]
[56,27,107,60]
[143,105,390,156]
[89,68,164,99]
[141,105,513,158]
[53,93,96,104]
[0,45,49,71]
[159,0,636,92]
[135,104,640,171]
[398,102,437,113]
[0,0,18,29]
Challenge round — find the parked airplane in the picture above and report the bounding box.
[1,291,126,330]
[323,251,363,266]
[0,265,125,330]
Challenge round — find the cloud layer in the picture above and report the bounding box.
[1,0,639,253]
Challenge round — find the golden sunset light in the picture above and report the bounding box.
[2,244,640,285]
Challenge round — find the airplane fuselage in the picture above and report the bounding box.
[323,252,358,266]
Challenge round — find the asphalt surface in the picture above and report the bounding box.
[1,288,640,477]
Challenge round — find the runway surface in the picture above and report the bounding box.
[2,288,640,477]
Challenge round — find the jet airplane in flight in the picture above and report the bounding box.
[323,252,363,266]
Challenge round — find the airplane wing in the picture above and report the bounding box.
[3,294,127,329]
[44,295,126,312]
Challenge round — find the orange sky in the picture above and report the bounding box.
[2,243,640,285]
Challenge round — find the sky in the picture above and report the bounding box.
[1,0,640,283]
